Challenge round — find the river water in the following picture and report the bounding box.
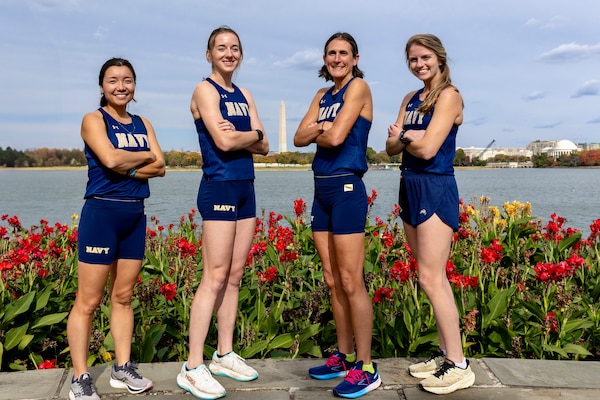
[0,168,598,234]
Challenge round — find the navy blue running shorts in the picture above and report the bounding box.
[399,172,459,231]
[78,197,146,264]
[197,177,256,221]
[311,174,367,234]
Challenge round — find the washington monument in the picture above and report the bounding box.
[279,100,287,153]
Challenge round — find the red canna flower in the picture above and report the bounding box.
[543,312,559,334]
[257,266,277,285]
[159,282,177,301]
[38,359,56,369]
[481,239,503,263]
[390,259,417,282]
[293,198,306,218]
[373,287,393,304]
[367,189,378,206]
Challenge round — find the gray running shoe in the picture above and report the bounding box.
[69,373,100,400]
[109,361,153,394]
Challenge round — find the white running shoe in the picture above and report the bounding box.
[419,359,475,395]
[409,350,445,378]
[208,351,259,381]
[176,362,226,399]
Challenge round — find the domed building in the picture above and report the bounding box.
[543,140,580,158]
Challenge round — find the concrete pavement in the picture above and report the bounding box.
[1,357,599,399]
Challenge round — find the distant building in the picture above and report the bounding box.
[526,139,582,158]
[460,146,532,162]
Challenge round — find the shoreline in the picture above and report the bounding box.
[4,165,599,172]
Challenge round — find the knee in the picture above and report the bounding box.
[322,270,336,290]
[418,273,446,297]
[338,273,362,297]
[73,294,103,316]
[111,289,133,308]
[200,270,229,293]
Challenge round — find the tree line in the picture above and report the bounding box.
[2,146,600,168]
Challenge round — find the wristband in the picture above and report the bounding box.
[256,129,264,141]
[128,168,137,177]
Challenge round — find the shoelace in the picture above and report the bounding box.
[78,375,95,396]
[433,361,455,378]
[119,362,143,379]
[344,367,366,384]
[326,354,343,367]
[425,350,445,363]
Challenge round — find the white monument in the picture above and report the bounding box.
[279,100,287,153]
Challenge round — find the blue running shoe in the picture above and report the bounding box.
[309,352,355,380]
[333,361,381,399]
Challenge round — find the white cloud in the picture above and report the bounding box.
[571,80,600,98]
[539,42,600,63]
[522,91,546,101]
[273,49,322,69]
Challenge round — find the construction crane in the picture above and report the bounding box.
[478,139,496,160]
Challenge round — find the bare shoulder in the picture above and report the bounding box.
[81,109,104,126]
[239,86,254,100]
[192,79,217,97]
[439,86,462,102]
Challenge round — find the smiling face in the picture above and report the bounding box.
[207,32,242,74]
[323,38,358,83]
[407,43,442,84]
[100,65,135,107]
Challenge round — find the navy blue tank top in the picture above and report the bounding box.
[401,89,458,175]
[195,77,255,181]
[83,108,150,199]
[313,78,371,177]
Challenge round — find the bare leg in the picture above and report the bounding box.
[187,218,250,368]
[404,215,463,363]
[331,232,372,364]
[67,261,110,378]
[314,231,354,355]
[108,258,143,366]
[215,217,255,355]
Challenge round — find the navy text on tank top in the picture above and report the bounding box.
[401,88,458,175]
[313,77,371,177]
[84,108,150,199]
[195,77,255,181]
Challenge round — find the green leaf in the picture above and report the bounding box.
[34,285,53,312]
[4,323,30,350]
[562,318,594,335]
[9,363,27,371]
[298,323,321,342]
[561,343,593,357]
[240,340,268,359]
[140,324,166,363]
[267,334,295,350]
[543,343,568,358]
[558,232,582,253]
[483,288,514,329]
[31,312,69,329]
[18,334,34,350]
[2,291,35,324]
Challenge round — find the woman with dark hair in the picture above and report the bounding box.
[67,57,165,400]
[294,32,380,399]
[385,34,475,395]
[176,26,269,400]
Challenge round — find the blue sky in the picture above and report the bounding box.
[1,0,599,153]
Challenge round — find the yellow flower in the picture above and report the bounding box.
[71,213,79,221]
[101,349,113,362]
